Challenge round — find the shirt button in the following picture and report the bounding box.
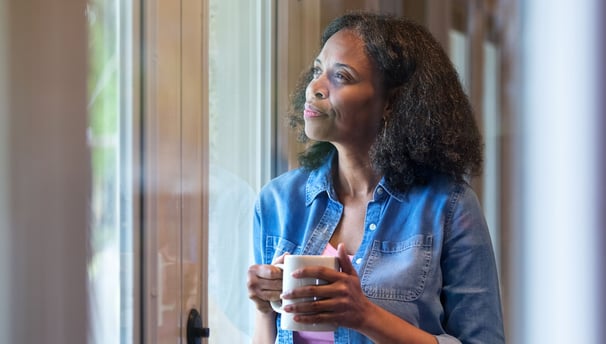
[369,223,377,231]
[355,258,363,265]
[377,187,384,195]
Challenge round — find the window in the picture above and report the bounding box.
[87,1,137,343]
[207,0,274,342]
[87,0,274,342]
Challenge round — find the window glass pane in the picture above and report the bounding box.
[449,30,469,92]
[482,40,501,271]
[87,1,134,343]
[207,1,273,342]
[449,29,501,270]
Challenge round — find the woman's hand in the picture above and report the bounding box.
[280,244,437,343]
[279,243,373,330]
[247,253,287,314]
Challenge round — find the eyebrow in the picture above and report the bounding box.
[314,59,356,73]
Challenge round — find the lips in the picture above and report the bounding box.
[304,104,325,118]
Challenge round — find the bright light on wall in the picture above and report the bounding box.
[520,1,600,343]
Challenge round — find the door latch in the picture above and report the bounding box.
[187,309,210,343]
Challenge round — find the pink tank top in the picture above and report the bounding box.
[293,244,352,344]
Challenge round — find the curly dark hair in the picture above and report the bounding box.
[288,12,483,193]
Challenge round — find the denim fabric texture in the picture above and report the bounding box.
[253,153,505,344]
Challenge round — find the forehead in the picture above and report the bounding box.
[316,29,373,70]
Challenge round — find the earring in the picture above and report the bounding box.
[382,116,388,137]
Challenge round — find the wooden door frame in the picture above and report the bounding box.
[141,0,207,342]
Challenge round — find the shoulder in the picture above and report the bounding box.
[401,176,483,226]
[422,177,490,243]
[404,175,478,207]
[257,167,311,203]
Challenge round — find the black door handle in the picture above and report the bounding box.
[187,309,210,344]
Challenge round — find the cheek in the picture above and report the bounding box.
[333,90,383,120]
[304,84,313,100]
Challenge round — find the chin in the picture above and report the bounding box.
[304,132,326,142]
[304,124,334,142]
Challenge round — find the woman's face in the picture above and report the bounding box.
[304,29,387,151]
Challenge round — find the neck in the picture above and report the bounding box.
[332,152,381,199]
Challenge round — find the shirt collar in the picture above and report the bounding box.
[305,152,335,206]
[304,150,406,205]
[376,178,405,202]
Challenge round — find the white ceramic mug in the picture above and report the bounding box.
[270,255,339,331]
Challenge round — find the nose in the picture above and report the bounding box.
[306,76,327,100]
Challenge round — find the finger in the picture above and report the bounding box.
[248,278,283,294]
[247,272,282,301]
[283,296,334,315]
[292,311,338,327]
[337,243,357,276]
[281,281,339,301]
[247,265,283,300]
[249,287,282,302]
[272,252,290,264]
[249,264,283,280]
[290,265,341,282]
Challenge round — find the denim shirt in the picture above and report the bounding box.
[253,155,505,344]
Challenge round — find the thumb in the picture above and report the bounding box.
[336,243,357,275]
[272,252,289,264]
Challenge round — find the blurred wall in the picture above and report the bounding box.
[1,0,90,343]
[0,0,10,341]
[596,1,606,338]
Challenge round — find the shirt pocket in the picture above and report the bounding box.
[361,234,433,302]
[265,236,299,263]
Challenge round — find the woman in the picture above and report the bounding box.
[247,12,505,344]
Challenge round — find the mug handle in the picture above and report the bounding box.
[269,263,285,313]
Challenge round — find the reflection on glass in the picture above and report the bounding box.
[86,1,133,343]
[208,1,272,342]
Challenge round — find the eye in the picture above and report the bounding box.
[331,70,352,83]
[312,66,322,78]
[334,72,347,80]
